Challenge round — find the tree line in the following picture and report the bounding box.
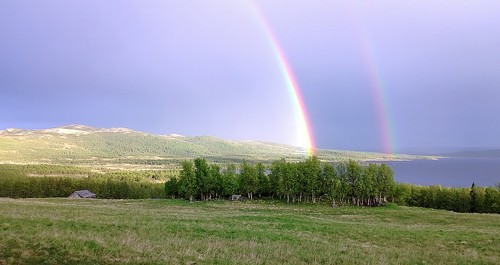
[165,157,396,207]
[395,182,500,213]
[0,164,92,176]
[165,157,500,213]
[0,176,164,199]
[1,159,498,213]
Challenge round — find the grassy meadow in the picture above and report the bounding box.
[1,198,499,264]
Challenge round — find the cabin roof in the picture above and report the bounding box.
[70,190,96,198]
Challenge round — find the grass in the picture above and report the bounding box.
[1,199,499,264]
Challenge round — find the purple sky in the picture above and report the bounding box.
[1,1,500,153]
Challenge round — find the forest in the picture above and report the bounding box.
[166,157,393,205]
[166,157,500,213]
[0,158,499,213]
[0,165,165,199]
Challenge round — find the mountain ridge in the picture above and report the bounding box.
[0,124,138,136]
[0,125,436,167]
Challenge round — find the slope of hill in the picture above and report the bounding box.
[0,125,434,166]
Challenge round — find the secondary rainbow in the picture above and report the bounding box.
[351,15,395,155]
[248,2,316,155]
[363,48,394,155]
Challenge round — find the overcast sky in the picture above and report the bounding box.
[1,1,499,153]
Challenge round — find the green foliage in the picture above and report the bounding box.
[397,183,500,213]
[169,157,500,213]
[322,163,338,206]
[165,177,179,198]
[194,158,210,200]
[221,164,239,197]
[209,164,223,199]
[172,157,397,206]
[470,182,478,212]
[239,161,258,200]
[0,164,91,177]
[256,163,269,197]
[0,175,165,199]
[2,160,499,214]
[269,158,287,199]
[0,164,167,199]
[484,187,500,213]
[178,160,197,201]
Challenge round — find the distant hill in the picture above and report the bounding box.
[0,125,434,167]
[448,149,500,158]
[397,146,500,156]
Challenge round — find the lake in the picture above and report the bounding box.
[384,158,500,188]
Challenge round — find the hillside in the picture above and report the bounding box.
[0,125,433,167]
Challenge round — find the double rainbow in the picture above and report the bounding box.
[249,2,395,156]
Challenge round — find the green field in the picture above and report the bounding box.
[1,199,498,264]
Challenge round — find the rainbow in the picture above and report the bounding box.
[248,2,316,156]
[350,13,395,155]
[361,46,394,155]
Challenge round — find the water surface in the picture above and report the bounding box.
[384,158,500,187]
